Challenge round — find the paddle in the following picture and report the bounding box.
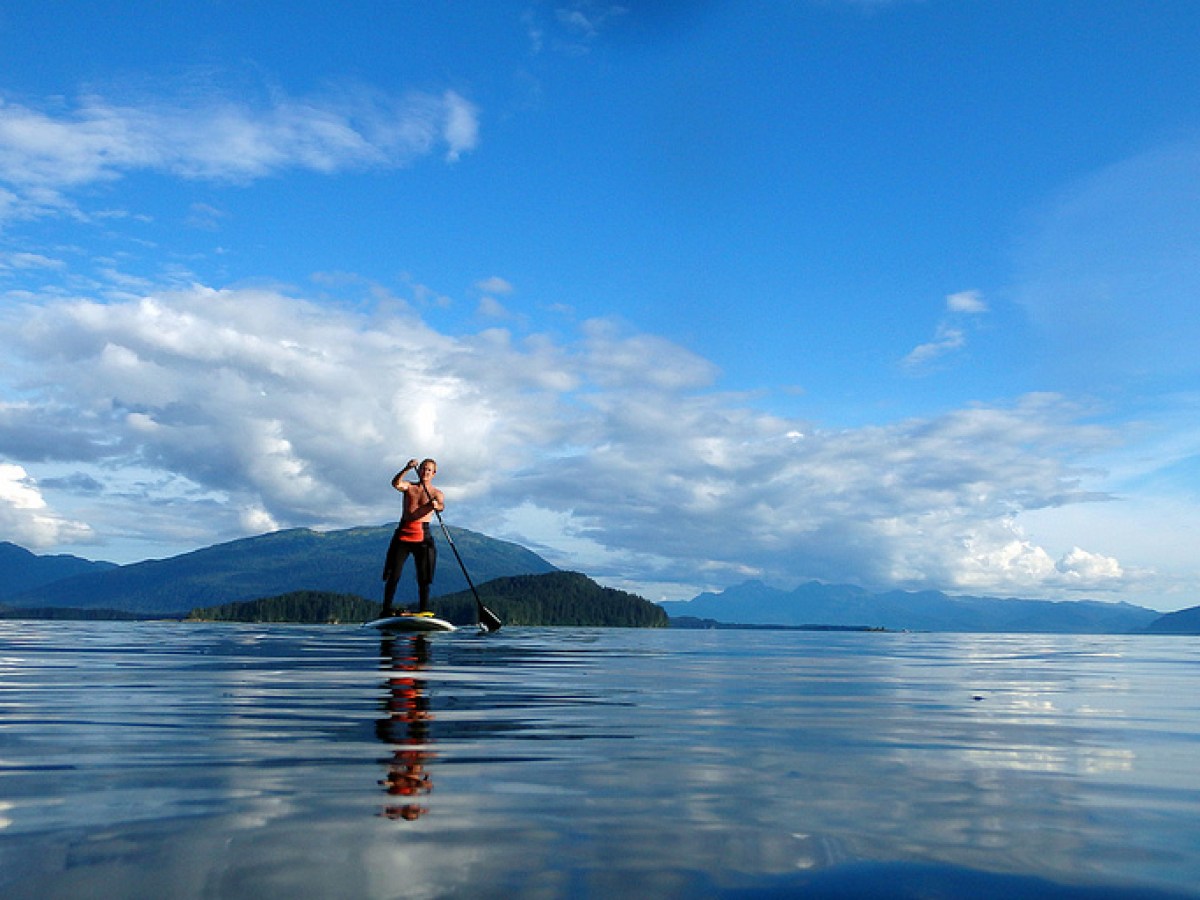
[414,474,502,633]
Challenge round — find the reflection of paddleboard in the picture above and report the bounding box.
[363,613,457,632]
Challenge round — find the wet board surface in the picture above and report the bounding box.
[362,614,457,632]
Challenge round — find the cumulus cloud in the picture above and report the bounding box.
[0,87,480,220]
[0,462,95,548]
[0,286,1136,600]
[1056,546,1123,582]
[496,389,1128,598]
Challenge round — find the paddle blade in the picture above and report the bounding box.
[478,603,502,633]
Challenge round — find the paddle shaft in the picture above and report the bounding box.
[414,475,502,632]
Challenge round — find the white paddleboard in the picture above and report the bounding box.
[363,613,457,633]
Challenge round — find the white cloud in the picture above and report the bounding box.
[0,87,481,220]
[185,202,226,231]
[477,296,510,318]
[946,289,987,314]
[0,251,66,271]
[1056,546,1123,582]
[508,391,1132,598]
[240,504,281,535]
[0,286,1163,602]
[554,3,630,40]
[440,90,480,162]
[474,277,517,320]
[902,323,964,369]
[902,289,988,372]
[527,3,628,56]
[0,462,95,548]
[475,276,514,295]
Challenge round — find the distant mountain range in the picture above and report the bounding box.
[658,579,1179,634]
[0,542,118,597]
[3,534,1197,633]
[1141,604,1200,635]
[1,526,555,616]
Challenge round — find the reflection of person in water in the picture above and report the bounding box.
[376,634,436,820]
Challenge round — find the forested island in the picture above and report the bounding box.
[187,591,378,624]
[187,571,668,628]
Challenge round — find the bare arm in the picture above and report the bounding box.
[414,481,445,514]
[391,459,419,492]
[391,460,444,516]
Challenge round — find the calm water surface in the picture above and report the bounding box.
[1,622,1198,899]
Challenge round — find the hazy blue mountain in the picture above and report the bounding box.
[7,525,556,616]
[658,580,1161,634]
[0,541,118,599]
[1142,605,1200,635]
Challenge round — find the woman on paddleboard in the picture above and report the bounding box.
[380,458,444,616]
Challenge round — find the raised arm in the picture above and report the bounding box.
[391,459,419,492]
[391,459,444,516]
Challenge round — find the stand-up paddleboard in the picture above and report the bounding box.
[363,612,457,633]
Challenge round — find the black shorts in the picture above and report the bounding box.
[383,523,437,586]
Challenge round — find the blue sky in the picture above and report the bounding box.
[2,1,1198,610]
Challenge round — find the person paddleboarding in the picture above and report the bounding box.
[380,458,444,617]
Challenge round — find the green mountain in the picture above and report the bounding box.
[0,541,118,599]
[186,572,667,628]
[7,525,556,616]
